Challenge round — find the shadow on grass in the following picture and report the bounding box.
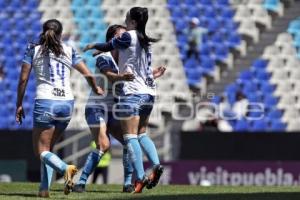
[1,191,300,200]
[50,188,120,193]
[0,193,37,198]
[112,192,300,200]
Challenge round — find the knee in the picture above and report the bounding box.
[96,141,110,152]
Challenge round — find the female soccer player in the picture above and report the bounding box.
[15,19,103,197]
[75,24,166,193]
[84,7,164,193]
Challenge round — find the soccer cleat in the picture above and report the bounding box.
[72,184,86,193]
[38,190,49,198]
[132,176,149,193]
[122,184,135,193]
[63,165,78,195]
[147,165,164,189]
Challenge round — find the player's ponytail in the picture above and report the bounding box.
[129,7,159,52]
[39,19,64,57]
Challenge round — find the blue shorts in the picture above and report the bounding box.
[33,99,74,128]
[85,106,114,127]
[116,94,154,118]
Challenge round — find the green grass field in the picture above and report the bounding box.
[1,183,300,200]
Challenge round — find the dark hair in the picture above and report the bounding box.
[39,19,64,57]
[129,7,159,51]
[106,24,126,42]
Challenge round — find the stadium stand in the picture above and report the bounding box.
[212,2,300,132]
[0,0,41,129]
[167,0,245,93]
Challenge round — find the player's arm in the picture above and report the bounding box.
[16,43,35,124]
[153,66,166,79]
[74,62,104,95]
[71,47,104,95]
[83,32,131,52]
[16,63,31,124]
[97,56,134,82]
[102,69,134,82]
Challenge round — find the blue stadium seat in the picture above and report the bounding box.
[263,95,279,108]
[200,0,213,5]
[287,20,300,35]
[247,93,262,103]
[214,44,229,62]
[199,43,211,56]
[263,0,281,12]
[239,70,253,81]
[270,120,286,131]
[252,59,268,70]
[201,57,215,73]
[267,110,283,119]
[251,120,269,132]
[260,81,275,93]
[234,119,249,131]
[184,58,199,69]
[225,33,241,48]
[256,71,271,81]
[185,0,198,5]
[168,0,181,6]
[216,0,229,6]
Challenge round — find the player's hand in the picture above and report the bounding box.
[153,66,166,79]
[94,86,105,95]
[83,44,95,52]
[15,106,25,125]
[120,72,135,81]
[92,50,103,57]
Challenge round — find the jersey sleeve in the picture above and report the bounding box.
[96,56,118,73]
[71,48,83,66]
[111,32,131,49]
[22,43,35,65]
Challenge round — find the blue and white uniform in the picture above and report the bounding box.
[95,30,156,117]
[85,52,119,126]
[22,43,82,128]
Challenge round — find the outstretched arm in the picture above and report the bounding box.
[16,63,31,124]
[74,61,104,95]
[102,69,135,82]
[83,32,131,52]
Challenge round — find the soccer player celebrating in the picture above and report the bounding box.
[73,24,135,193]
[74,24,166,193]
[84,7,164,193]
[15,19,103,197]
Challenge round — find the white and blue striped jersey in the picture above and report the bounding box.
[22,43,82,100]
[110,30,156,96]
[87,52,120,111]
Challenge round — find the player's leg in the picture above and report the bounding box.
[92,167,101,183]
[33,126,55,198]
[74,107,109,192]
[138,95,164,189]
[37,125,66,196]
[118,94,149,193]
[109,120,135,192]
[33,99,76,197]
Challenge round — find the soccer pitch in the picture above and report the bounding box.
[1,183,300,200]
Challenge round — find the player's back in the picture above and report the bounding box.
[87,52,120,111]
[118,30,156,96]
[26,43,79,101]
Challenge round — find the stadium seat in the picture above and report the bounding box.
[263,0,284,16]
[234,119,249,131]
[270,120,286,131]
[275,33,293,47]
[251,120,269,132]
[287,20,300,35]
